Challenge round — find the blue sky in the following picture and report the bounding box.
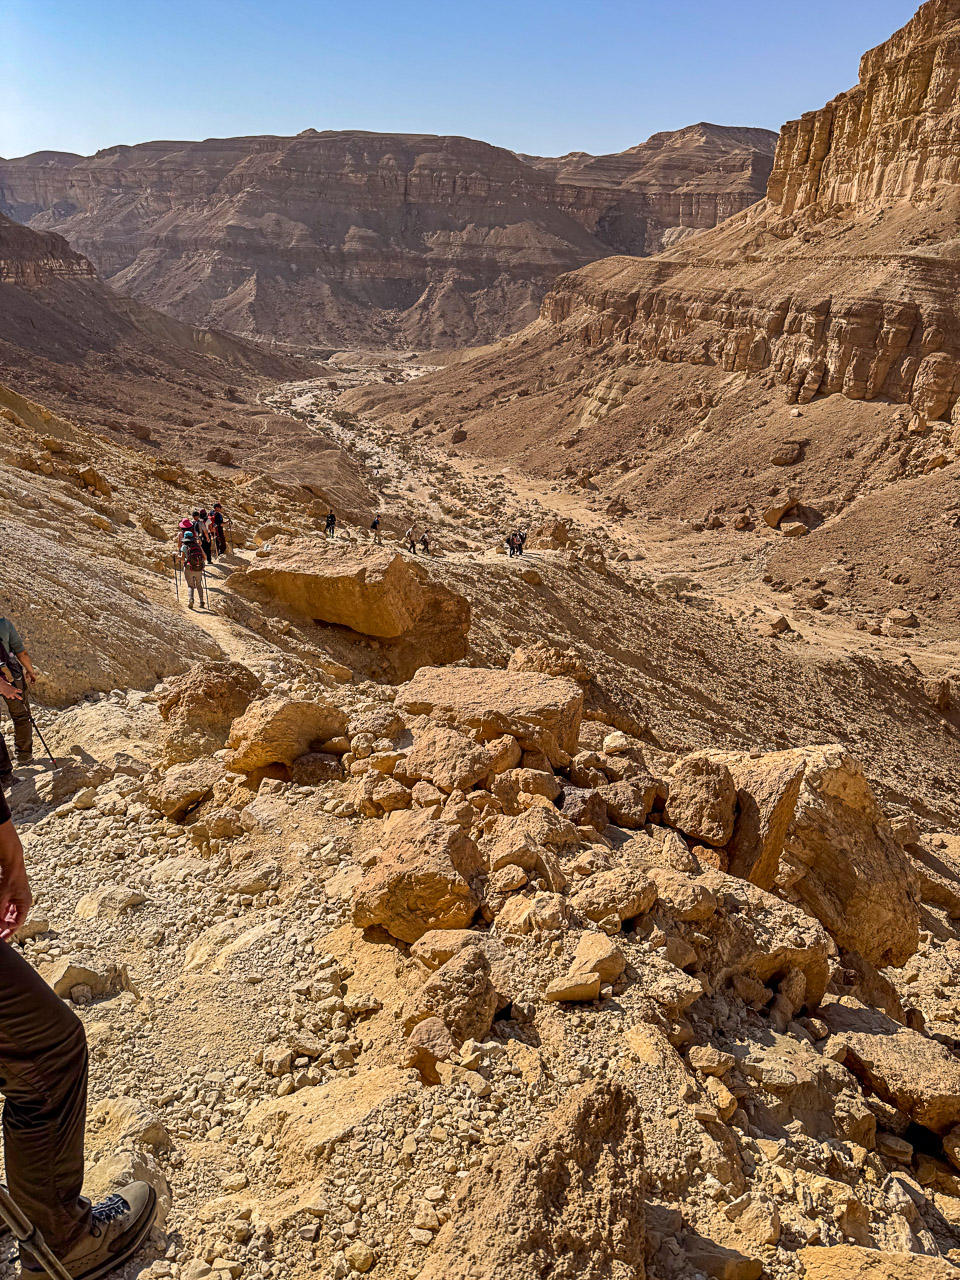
[3,0,919,159]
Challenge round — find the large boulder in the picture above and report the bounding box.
[778,748,919,967]
[397,667,583,766]
[244,1067,416,1174]
[415,1080,645,1280]
[149,758,223,820]
[799,1246,960,1278]
[157,660,263,764]
[664,753,736,847]
[397,724,493,794]
[821,999,960,1136]
[352,809,484,943]
[401,945,498,1046]
[711,749,806,890]
[224,696,347,772]
[229,541,470,672]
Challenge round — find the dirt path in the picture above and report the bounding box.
[169,552,273,665]
[260,371,958,682]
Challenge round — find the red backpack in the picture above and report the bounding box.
[183,542,205,571]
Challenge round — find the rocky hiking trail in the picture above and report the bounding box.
[267,366,955,671]
[0,353,957,1280]
[7,3,960,1277]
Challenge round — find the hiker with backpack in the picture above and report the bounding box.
[211,503,228,556]
[325,510,337,539]
[405,527,417,554]
[177,517,194,550]
[419,530,431,556]
[197,508,214,564]
[0,617,37,778]
[370,514,382,545]
[0,791,158,1278]
[180,531,206,610]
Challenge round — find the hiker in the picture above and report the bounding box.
[197,508,214,564]
[176,517,194,550]
[0,616,37,776]
[419,530,431,556]
[0,793,158,1276]
[211,503,228,556]
[370,514,382,545]
[405,526,417,554]
[180,530,206,610]
[506,531,518,557]
[325,510,337,538]
[517,528,527,556]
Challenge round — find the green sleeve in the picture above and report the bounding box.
[1,619,23,653]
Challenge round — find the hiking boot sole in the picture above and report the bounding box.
[23,1183,158,1280]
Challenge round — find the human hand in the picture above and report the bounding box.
[24,669,36,687]
[0,829,31,941]
[0,679,22,700]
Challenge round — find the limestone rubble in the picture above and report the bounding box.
[3,6,960,1279]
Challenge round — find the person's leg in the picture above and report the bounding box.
[0,726,13,778]
[9,681,32,760]
[0,941,91,1255]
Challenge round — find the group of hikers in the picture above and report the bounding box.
[327,509,429,555]
[172,502,533,611]
[175,503,230,610]
[506,527,528,556]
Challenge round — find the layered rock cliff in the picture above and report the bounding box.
[0,126,775,348]
[528,0,960,425]
[0,216,93,286]
[343,0,960,643]
[0,211,307,449]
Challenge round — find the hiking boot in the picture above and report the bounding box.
[22,1182,157,1279]
[15,753,32,766]
[187,598,194,610]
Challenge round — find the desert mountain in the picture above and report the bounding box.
[345,0,960,640]
[6,5,960,1279]
[0,210,299,441]
[4,349,960,1280]
[0,211,375,509]
[0,125,775,349]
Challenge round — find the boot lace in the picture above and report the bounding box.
[90,1193,130,1236]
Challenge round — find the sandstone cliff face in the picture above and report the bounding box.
[0,210,316,460]
[524,121,776,236]
[0,214,93,286]
[527,0,960,425]
[0,126,775,348]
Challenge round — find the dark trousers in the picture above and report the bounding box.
[0,942,91,1253]
[200,536,213,564]
[214,528,226,556]
[0,676,31,773]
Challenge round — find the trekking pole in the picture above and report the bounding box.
[0,1182,72,1280]
[174,560,180,603]
[26,707,57,767]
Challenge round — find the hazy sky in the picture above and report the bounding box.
[4,0,919,159]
